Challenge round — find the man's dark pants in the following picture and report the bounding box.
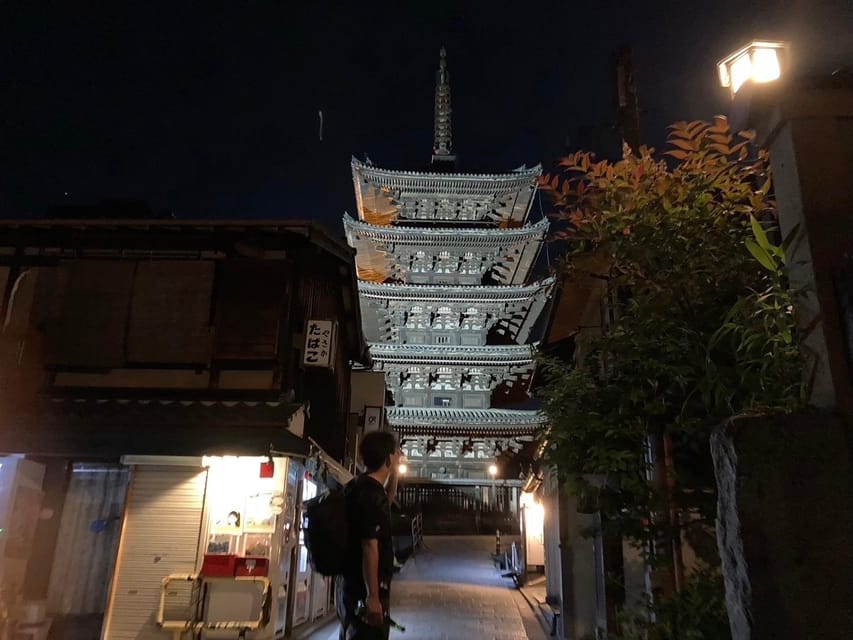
[335,576,391,640]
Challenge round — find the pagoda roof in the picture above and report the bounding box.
[351,157,542,189]
[368,342,537,365]
[387,406,547,437]
[357,277,555,303]
[343,214,548,246]
[351,158,542,226]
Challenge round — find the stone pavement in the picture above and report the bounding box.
[303,536,549,640]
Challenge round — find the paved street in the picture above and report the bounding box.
[304,536,548,640]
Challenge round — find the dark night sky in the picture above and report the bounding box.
[2,0,851,232]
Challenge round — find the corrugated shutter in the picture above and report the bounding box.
[47,465,129,615]
[103,466,207,640]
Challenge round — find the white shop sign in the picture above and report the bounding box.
[302,320,337,369]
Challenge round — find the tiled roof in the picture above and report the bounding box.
[387,406,547,436]
[368,343,537,365]
[343,214,548,245]
[358,278,555,302]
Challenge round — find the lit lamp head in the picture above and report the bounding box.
[488,464,498,477]
[718,40,787,97]
[398,462,408,475]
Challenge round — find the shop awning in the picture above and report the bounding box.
[0,398,310,459]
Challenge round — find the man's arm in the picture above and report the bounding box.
[386,465,399,505]
[386,444,402,504]
[361,538,383,625]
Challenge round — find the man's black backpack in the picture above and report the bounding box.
[303,483,350,576]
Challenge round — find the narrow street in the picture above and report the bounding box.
[305,536,548,640]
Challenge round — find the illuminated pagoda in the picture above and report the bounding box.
[344,48,552,482]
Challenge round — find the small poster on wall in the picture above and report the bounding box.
[244,492,275,533]
[210,505,244,535]
[364,406,383,433]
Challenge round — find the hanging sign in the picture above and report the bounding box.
[303,319,337,369]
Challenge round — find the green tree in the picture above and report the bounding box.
[538,119,806,635]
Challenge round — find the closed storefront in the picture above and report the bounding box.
[47,464,129,634]
[102,464,208,640]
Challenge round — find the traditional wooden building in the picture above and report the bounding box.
[0,219,366,639]
[343,49,553,507]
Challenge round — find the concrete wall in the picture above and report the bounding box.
[749,82,853,411]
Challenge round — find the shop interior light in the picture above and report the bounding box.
[520,490,545,535]
[717,40,787,97]
[201,455,241,469]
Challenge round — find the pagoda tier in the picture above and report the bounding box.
[369,342,536,365]
[351,158,542,226]
[343,214,548,286]
[387,406,547,438]
[357,278,555,346]
[369,343,536,409]
[402,436,533,461]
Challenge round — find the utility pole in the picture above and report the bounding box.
[615,46,641,153]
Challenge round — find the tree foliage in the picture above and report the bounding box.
[538,118,806,562]
[608,567,731,640]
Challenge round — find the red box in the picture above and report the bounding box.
[235,556,269,577]
[201,554,237,577]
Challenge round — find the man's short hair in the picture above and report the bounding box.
[360,431,398,472]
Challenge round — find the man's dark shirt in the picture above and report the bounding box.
[341,473,394,599]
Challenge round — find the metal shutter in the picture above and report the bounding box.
[102,466,207,640]
[47,465,129,615]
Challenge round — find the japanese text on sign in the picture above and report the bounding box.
[303,320,336,369]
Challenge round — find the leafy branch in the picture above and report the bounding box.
[538,118,808,636]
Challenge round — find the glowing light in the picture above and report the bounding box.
[488,464,498,477]
[520,491,545,544]
[398,463,408,475]
[526,502,544,534]
[201,455,241,469]
[718,41,786,96]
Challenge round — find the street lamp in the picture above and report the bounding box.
[717,40,787,97]
[488,464,498,511]
[398,462,408,476]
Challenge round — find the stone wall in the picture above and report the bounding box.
[712,410,853,639]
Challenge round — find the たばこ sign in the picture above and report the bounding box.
[303,320,336,369]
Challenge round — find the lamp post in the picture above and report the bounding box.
[717,40,787,97]
[488,463,497,510]
[712,45,853,639]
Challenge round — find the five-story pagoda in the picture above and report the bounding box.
[344,48,552,491]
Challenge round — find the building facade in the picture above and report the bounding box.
[344,49,553,498]
[0,219,367,639]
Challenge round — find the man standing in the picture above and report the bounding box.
[336,431,401,640]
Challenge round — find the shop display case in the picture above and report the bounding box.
[198,456,285,634]
[152,454,344,638]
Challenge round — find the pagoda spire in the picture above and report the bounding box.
[432,47,456,165]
